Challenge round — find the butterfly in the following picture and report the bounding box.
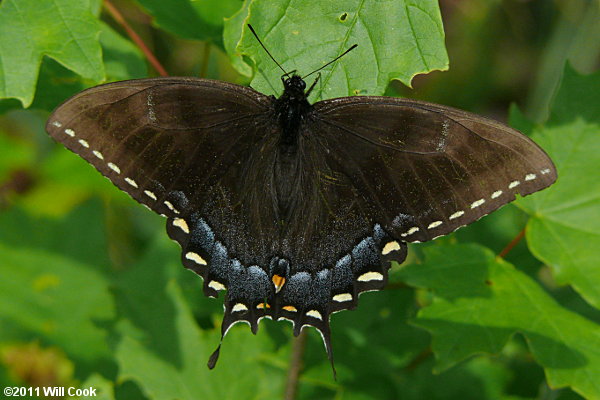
[45,25,556,373]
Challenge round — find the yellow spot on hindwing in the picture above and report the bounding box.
[108,162,121,174]
[208,280,226,291]
[407,227,419,235]
[332,293,352,302]
[144,190,157,200]
[357,271,384,282]
[306,310,322,320]
[125,177,138,188]
[173,218,189,234]
[185,252,206,265]
[164,201,179,214]
[272,274,286,293]
[381,241,400,255]
[232,303,248,312]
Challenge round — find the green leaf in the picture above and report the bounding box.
[398,244,600,400]
[548,64,600,126]
[0,0,104,108]
[21,144,137,217]
[0,201,115,363]
[76,374,115,400]
[508,103,536,136]
[223,0,252,77]
[515,66,600,308]
[31,22,146,112]
[29,58,91,114]
[330,289,429,382]
[100,22,147,82]
[136,0,242,46]
[392,356,514,400]
[0,243,114,362]
[0,130,35,182]
[229,0,448,100]
[114,237,286,400]
[0,200,111,269]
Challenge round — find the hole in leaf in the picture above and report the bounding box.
[339,12,348,22]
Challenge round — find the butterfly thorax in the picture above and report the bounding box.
[275,75,312,148]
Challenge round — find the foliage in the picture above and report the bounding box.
[0,0,598,399]
[515,65,600,310]
[226,0,448,101]
[0,0,105,108]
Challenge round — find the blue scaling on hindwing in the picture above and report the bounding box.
[209,243,230,278]
[283,272,310,302]
[168,216,408,371]
[373,223,385,241]
[193,217,215,251]
[351,236,379,273]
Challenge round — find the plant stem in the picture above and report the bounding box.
[284,330,307,400]
[405,347,432,371]
[103,0,169,77]
[498,227,526,259]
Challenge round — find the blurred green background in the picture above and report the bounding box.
[0,0,599,399]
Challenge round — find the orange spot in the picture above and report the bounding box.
[272,274,286,293]
[282,305,297,312]
[256,303,270,309]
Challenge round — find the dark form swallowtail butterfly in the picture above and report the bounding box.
[45,28,556,373]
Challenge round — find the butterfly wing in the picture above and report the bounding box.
[46,82,557,371]
[46,77,285,295]
[45,78,408,370]
[46,77,274,219]
[312,96,557,243]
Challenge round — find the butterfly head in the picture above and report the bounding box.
[282,75,308,99]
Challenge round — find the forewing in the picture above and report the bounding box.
[46,77,273,218]
[313,96,557,243]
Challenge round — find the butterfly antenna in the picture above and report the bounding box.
[247,24,288,75]
[302,44,358,79]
